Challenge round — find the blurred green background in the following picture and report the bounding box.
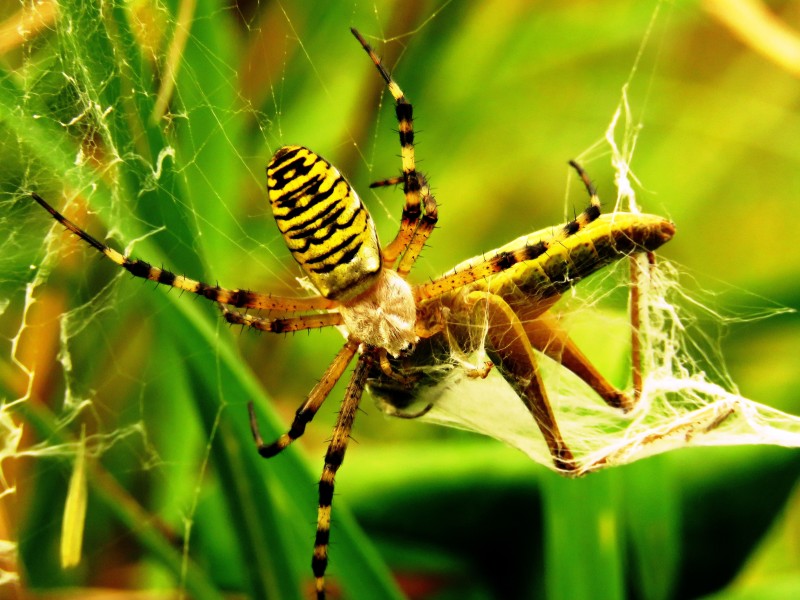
[1,1,799,599]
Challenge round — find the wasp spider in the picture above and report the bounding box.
[32,28,675,600]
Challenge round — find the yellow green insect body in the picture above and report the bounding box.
[371,211,675,468]
[449,212,675,314]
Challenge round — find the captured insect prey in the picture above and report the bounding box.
[32,28,675,600]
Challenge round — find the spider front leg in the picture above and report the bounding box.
[351,29,438,273]
[370,173,438,277]
[219,304,343,333]
[31,193,336,313]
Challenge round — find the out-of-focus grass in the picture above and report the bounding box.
[1,1,798,599]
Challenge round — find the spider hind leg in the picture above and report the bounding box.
[312,351,374,599]
[248,341,358,458]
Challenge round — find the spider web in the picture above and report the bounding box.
[1,0,799,597]
[405,5,800,471]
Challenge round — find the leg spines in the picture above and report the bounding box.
[350,29,439,276]
[32,193,107,254]
[369,176,404,188]
[31,193,336,313]
[310,350,372,599]
[220,305,343,334]
[248,341,359,462]
[350,28,396,91]
[396,178,439,278]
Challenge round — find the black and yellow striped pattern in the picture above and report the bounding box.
[350,27,438,271]
[416,212,674,304]
[248,341,359,459]
[30,193,335,314]
[267,145,382,301]
[312,350,372,600]
[30,24,680,600]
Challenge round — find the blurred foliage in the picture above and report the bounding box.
[1,1,799,599]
